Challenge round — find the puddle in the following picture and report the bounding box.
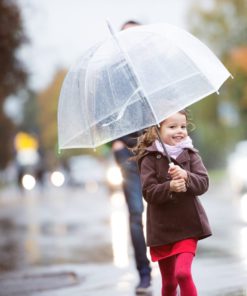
[0,271,81,295]
[0,218,23,272]
[197,245,235,259]
[0,215,113,272]
[215,288,247,295]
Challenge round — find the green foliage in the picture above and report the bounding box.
[187,0,247,169]
[20,90,40,133]
[187,0,247,54]
[37,69,66,167]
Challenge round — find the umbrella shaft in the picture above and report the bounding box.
[154,126,172,164]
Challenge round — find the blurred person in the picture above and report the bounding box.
[35,148,46,191]
[111,20,152,295]
[134,110,212,296]
[17,165,25,192]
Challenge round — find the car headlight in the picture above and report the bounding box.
[231,159,247,180]
[22,174,36,190]
[50,171,65,187]
[106,166,123,186]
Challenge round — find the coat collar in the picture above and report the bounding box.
[144,141,198,163]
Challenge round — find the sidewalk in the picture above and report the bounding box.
[0,257,247,296]
[0,182,247,295]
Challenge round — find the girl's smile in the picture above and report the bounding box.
[160,113,188,146]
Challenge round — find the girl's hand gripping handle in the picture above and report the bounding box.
[168,163,187,193]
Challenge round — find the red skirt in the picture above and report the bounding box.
[150,238,198,262]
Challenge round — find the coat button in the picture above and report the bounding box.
[156,154,161,159]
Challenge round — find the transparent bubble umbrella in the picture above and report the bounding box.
[58,22,231,153]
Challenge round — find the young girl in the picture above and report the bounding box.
[133,110,212,296]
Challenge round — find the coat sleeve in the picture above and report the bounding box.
[140,154,173,204]
[186,152,209,196]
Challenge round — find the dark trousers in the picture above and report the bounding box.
[114,147,151,277]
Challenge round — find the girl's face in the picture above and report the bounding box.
[160,112,188,146]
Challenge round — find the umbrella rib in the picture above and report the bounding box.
[106,65,117,108]
[102,87,142,126]
[108,23,161,127]
[147,71,202,97]
[60,130,85,148]
[145,27,228,93]
[169,36,220,94]
[80,41,106,148]
[122,51,160,126]
[83,59,95,148]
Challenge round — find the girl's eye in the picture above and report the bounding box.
[169,125,175,129]
[181,125,187,129]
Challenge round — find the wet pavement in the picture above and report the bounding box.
[0,177,247,295]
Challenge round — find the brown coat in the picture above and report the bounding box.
[138,142,212,247]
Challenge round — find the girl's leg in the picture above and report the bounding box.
[158,256,178,296]
[175,253,197,296]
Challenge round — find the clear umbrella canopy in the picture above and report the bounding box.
[58,23,231,149]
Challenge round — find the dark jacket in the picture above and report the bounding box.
[113,131,143,166]
[138,142,212,247]
[117,131,143,148]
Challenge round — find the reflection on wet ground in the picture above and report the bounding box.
[0,186,114,271]
[110,191,129,268]
[0,218,22,272]
[197,245,234,259]
[215,289,247,296]
[0,271,81,294]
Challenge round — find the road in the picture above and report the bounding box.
[0,178,247,295]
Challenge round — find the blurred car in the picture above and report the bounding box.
[105,161,123,193]
[227,140,247,195]
[68,155,123,193]
[67,155,106,191]
[16,148,43,191]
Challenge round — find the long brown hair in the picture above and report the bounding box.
[131,109,194,159]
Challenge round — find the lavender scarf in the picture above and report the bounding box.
[155,136,194,159]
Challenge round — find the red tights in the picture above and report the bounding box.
[158,252,197,296]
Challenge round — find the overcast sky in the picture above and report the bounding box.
[17,0,194,91]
